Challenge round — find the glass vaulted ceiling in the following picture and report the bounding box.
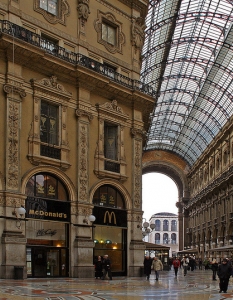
[142,0,233,167]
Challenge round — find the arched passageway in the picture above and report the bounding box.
[142,150,190,251]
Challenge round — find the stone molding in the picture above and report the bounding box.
[94,11,125,54]
[94,100,128,181]
[28,76,71,169]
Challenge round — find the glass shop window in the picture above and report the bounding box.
[93,185,125,209]
[26,173,68,201]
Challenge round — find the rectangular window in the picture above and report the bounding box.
[104,123,118,161]
[40,101,58,145]
[40,0,57,15]
[102,22,116,45]
[104,123,120,173]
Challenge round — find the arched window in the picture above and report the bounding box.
[93,185,125,209]
[155,233,160,244]
[155,219,160,231]
[171,220,177,231]
[26,173,68,200]
[163,220,169,231]
[171,233,176,244]
[163,233,168,244]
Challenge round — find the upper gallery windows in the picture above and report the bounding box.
[40,0,57,15]
[102,22,116,46]
[40,101,58,146]
[94,11,125,54]
[34,0,70,25]
[29,76,72,169]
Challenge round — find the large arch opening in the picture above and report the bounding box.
[142,150,190,252]
[142,173,179,257]
[142,173,178,221]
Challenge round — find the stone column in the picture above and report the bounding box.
[71,101,95,278]
[128,128,145,276]
[176,201,185,250]
[2,80,27,278]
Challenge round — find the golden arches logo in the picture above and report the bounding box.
[104,211,116,225]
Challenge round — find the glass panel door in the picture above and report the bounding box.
[47,249,59,276]
[34,248,47,277]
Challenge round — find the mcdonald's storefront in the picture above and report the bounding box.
[93,205,127,276]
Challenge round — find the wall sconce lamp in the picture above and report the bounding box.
[12,205,26,229]
[83,214,96,224]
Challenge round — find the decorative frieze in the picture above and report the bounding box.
[131,17,146,54]
[133,140,142,209]
[78,124,88,202]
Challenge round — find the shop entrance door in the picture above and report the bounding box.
[27,247,68,277]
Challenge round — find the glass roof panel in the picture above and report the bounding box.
[142,0,233,166]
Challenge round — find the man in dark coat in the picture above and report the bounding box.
[101,255,112,280]
[217,258,232,293]
[143,255,153,280]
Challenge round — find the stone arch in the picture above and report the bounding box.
[142,150,190,252]
[89,179,132,210]
[21,166,76,201]
[142,150,189,201]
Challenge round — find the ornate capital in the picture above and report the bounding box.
[76,109,93,121]
[3,84,26,99]
[130,128,146,139]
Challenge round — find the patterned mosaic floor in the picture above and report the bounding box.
[0,269,233,299]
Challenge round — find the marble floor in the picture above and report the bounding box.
[0,269,233,300]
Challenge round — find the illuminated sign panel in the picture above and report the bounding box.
[26,197,70,222]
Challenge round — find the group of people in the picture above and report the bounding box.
[144,255,233,293]
[144,256,163,280]
[94,255,112,280]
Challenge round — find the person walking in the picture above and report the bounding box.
[94,255,103,279]
[172,257,180,277]
[198,258,202,270]
[143,255,153,280]
[101,255,112,280]
[217,258,232,293]
[189,256,195,271]
[152,257,163,280]
[211,259,218,281]
[182,256,189,276]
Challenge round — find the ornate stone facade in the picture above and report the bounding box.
[0,0,151,279]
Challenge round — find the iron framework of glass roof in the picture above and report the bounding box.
[142,0,233,167]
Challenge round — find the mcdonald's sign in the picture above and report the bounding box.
[104,211,117,225]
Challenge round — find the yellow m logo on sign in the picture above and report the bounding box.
[104,211,116,225]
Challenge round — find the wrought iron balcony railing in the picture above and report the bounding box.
[0,20,156,97]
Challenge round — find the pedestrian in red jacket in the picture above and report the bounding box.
[173,257,180,277]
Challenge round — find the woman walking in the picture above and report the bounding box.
[211,259,218,281]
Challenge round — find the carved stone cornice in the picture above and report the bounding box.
[30,76,72,101]
[3,84,26,99]
[96,99,129,123]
